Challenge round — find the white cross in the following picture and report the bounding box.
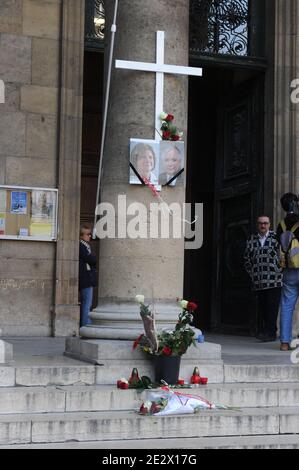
[115,31,202,139]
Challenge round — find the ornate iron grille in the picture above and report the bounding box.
[190,0,249,56]
[85,0,105,48]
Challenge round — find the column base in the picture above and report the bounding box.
[80,302,182,340]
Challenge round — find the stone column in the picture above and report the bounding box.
[80,0,190,339]
[53,0,85,336]
[274,0,299,333]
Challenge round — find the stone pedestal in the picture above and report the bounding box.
[65,337,224,384]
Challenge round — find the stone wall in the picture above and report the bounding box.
[0,0,62,335]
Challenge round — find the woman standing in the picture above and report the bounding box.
[79,224,97,327]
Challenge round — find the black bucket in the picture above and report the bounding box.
[153,355,181,385]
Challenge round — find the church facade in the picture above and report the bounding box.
[0,0,299,337]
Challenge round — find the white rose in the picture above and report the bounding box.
[135,295,145,304]
[160,112,168,120]
[180,299,188,309]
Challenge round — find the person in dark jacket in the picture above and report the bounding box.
[79,224,97,327]
[276,193,299,351]
[244,215,282,342]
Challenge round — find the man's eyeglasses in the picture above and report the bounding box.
[258,222,270,225]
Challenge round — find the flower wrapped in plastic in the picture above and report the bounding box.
[139,387,227,416]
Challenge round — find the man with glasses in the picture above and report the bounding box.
[244,216,282,342]
[79,224,97,327]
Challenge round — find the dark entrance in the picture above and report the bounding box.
[185,67,266,334]
[185,0,274,335]
[80,50,104,307]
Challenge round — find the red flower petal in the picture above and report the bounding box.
[133,333,144,350]
[187,301,198,311]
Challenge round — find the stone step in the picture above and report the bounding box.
[0,365,96,387]
[2,362,299,388]
[1,434,299,449]
[0,383,299,414]
[0,407,299,445]
[224,364,299,383]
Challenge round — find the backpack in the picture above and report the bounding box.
[279,220,299,268]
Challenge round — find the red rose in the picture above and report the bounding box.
[166,114,174,121]
[187,301,198,311]
[162,346,172,356]
[171,135,180,141]
[140,404,149,414]
[163,131,171,139]
[150,402,162,414]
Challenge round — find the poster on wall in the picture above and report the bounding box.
[159,141,185,186]
[0,216,5,235]
[0,185,58,241]
[129,139,160,188]
[0,190,6,212]
[30,190,57,238]
[10,191,28,214]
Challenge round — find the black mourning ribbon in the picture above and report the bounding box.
[163,168,184,187]
[130,163,145,185]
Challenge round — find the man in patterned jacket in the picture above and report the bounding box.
[244,215,283,342]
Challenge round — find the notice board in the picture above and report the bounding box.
[0,186,58,241]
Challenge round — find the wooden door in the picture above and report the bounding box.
[211,75,264,333]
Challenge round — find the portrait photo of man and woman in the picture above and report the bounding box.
[129,139,184,188]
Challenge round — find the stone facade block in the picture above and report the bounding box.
[0,34,31,84]
[0,367,15,387]
[0,112,25,157]
[23,0,61,40]
[26,113,58,159]
[0,84,20,113]
[0,158,5,184]
[32,38,60,87]
[0,278,54,336]
[21,85,59,115]
[0,0,22,35]
[0,420,31,445]
[5,156,56,186]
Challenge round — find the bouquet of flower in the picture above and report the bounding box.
[133,296,198,356]
[139,388,227,416]
[159,112,183,141]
